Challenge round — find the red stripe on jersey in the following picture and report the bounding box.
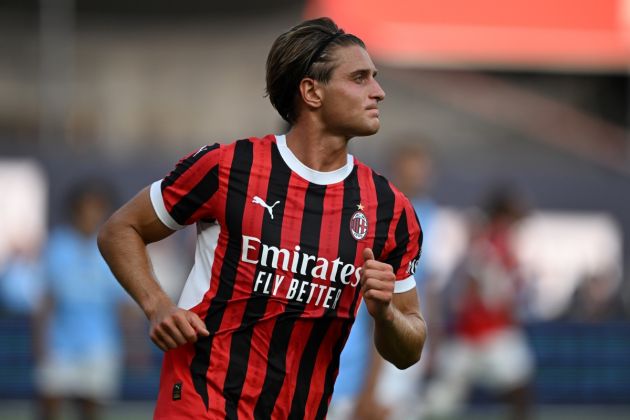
[381,181,406,276]
[204,139,268,418]
[226,135,287,418]
[331,163,378,320]
[155,345,203,419]
[304,319,346,418]
[397,200,423,281]
[270,320,316,419]
[189,142,235,318]
[304,181,344,319]
[162,146,222,225]
[303,163,380,418]
[242,171,307,414]
[271,177,345,417]
[223,138,270,305]
[269,174,341,419]
[354,163,379,311]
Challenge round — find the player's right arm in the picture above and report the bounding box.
[97,187,209,351]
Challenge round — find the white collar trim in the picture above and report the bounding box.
[275,134,354,185]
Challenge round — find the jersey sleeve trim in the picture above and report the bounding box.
[150,180,185,231]
[394,274,416,294]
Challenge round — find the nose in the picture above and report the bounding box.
[371,79,386,102]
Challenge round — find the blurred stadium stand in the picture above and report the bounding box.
[2,315,630,405]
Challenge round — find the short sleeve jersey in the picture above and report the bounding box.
[150,134,423,420]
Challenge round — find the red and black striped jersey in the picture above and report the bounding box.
[150,134,423,420]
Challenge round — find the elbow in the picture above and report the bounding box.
[96,223,108,256]
[393,360,414,370]
[392,323,427,370]
[96,217,115,257]
[392,348,422,370]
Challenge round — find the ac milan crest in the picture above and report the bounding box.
[350,210,368,240]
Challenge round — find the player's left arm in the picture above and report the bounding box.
[360,248,427,369]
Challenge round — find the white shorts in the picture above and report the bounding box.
[374,359,425,420]
[450,328,535,391]
[328,360,425,420]
[425,328,534,416]
[35,353,121,401]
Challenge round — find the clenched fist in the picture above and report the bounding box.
[360,248,396,322]
[149,302,210,351]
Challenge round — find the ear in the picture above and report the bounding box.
[298,77,323,109]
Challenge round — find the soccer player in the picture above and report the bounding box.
[98,17,427,419]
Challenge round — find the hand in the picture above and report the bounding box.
[360,248,396,322]
[148,301,210,351]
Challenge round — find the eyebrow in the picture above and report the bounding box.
[349,68,378,78]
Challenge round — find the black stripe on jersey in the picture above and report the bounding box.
[315,172,361,420]
[162,143,220,191]
[169,164,219,225]
[223,145,291,419]
[314,318,352,420]
[386,210,409,275]
[189,140,253,411]
[413,208,424,260]
[254,182,326,419]
[371,171,396,260]
[287,318,333,420]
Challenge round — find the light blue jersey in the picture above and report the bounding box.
[43,227,126,362]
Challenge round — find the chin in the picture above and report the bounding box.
[339,119,380,138]
[349,128,379,138]
[361,121,380,136]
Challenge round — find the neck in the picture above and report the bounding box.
[285,123,350,172]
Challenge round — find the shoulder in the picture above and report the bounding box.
[225,134,276,148]
[171,136,258,170]
[355,159,411,207]
[190,133,275,151]
[212,134,276,158]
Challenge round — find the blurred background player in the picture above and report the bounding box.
[424,187,535,420]
[31,181,131,420]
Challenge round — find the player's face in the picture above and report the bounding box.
[319,45,385,137]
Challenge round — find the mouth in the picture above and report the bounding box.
[366,107,379,117]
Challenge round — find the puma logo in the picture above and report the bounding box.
[252,196,281,220]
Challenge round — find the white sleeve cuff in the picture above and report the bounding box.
[150,180,185,231]
[394,275,417,293]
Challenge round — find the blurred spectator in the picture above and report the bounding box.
[3,180,136,420]
[373,143,441,419]
[560,269,628,322]
[0,244,45,315]
[390,143,440,295]
[424,187,535,420]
